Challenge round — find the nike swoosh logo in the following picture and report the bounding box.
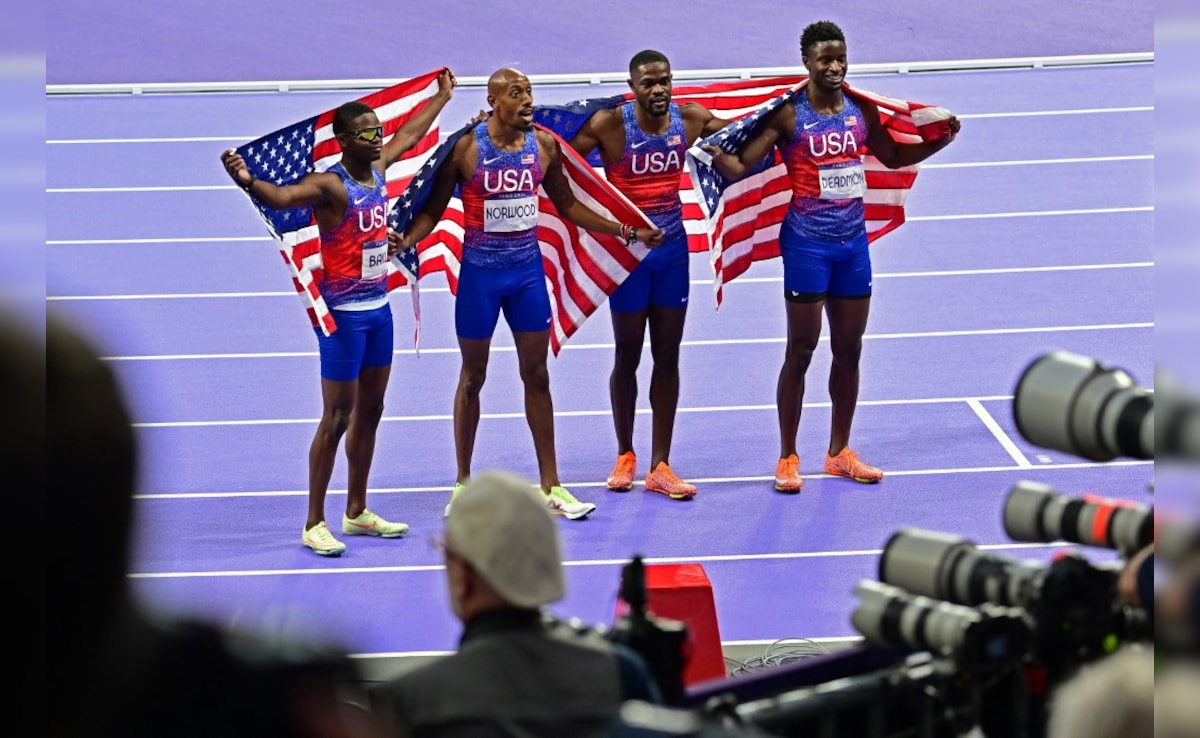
[353,195,369,205]
[483,156,502,165]
[347,520,374,530]
[803,122,820,130]
[631,140,649,149]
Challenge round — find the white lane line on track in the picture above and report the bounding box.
[45,155,1153,192]
[102,322,1154,364]
[126,541,1098,579]
[967,398,1032,467]
[43,206,1153,245]
[908,206,1151,222]
[921,154,1151,169]
[46,262,1154,301]
[45,106,1155,146]
[132,459,1151,500]
[48,236,273,244]
[957,106,1152,119]
[129,386,1153,428]
[48,185,236,193]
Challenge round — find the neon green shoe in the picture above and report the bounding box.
[546,486,596,520]
[444,482,466,518]
[342,508,409,538]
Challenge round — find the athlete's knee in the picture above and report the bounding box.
[613,341,643,375]
[320,404,353,436]
[355,397,386,424]
[458,365,487,397]
[649,341,681,370]
[519,361,550,392]
[782,340,818,375]
[830,337,864,366]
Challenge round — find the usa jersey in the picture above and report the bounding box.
[782,91,869,241]
[603,102,688,241]
[460,125,545,268]
[320,163,389,310]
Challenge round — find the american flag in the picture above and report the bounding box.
[389,120,656,355]
[534,76,953,307]
[534,92,718,255]
[533,78,825,257]
[233,69,445,335]
[683,76,955,306]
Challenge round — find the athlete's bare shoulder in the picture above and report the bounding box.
[534,127,561,152]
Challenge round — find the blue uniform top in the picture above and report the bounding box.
[459,125,545,268]
[781,90,870,241]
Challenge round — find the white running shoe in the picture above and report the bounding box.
[444,483,467,518]
[546,486,596,521]
[342,509,409,538]
[303,521,347,556]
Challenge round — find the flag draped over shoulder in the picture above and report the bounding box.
[533,78,844,256]
[684,76,955,306]
[232,69,445,335]
[389,121,656,355]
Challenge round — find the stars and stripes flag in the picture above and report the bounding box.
[232,68,446,335]
[533,76,953,307]
[532,78,822,256]
[389,120,655,356]
[683,76,955,306]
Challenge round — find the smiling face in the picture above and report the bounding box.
[629,60,672,118]
[803,39,848,93]
[487,69,535,132]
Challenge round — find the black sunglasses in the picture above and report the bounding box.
[343,125,384,143]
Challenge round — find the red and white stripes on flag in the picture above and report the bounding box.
[233,69,445,335]
[395,123,656,355]
[533,133,656,354]
[682,75,954,306]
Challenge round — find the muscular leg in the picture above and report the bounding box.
[344,364,390,519]
[308,378,356,530]
[777,299,824,458]
[647,304,686,468]
[454,337,491,484]
[513,328,559,492]
[609,309,648,456]
[825,296,871,456]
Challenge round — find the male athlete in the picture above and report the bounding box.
[397,67,664,520]
[704,22,959,492]
[566,50,730,500]
[221,69,459,555]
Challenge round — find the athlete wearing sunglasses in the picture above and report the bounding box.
[220,68,460,557]
[344,125,385,143]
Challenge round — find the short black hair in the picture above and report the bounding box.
[629,49,670,75]
[800,20,845,57]
[333,101,375,134]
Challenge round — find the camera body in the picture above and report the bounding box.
[674,351,1172,738]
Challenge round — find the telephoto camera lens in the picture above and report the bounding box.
[1013,350,1153,461]
[1003,481,1153,557]
[852,581,1025,666]
[879,528,1043,609]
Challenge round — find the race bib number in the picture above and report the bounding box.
[484,195,539,233]
[361,240,388,280]
[818,161,867,200]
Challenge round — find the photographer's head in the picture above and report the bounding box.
[440,471,566,621]
[1047,646,1154,738]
